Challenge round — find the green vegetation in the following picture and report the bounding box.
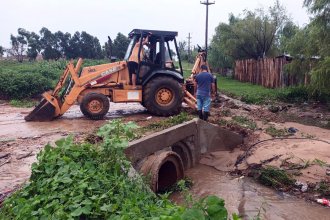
[316,180,330,196]
[218,76,277,103]
[8,28,130,61]
[209,0,286,69]
[265,126,289,137]
[0,59,109,100]
[0,120,230,219]
[9,99,37,108]
[313,159,329,167]
[232,116,257,130]
[217,76,320,104]
[209,0,330,101]
[257,166,295,191]
[136,112,194,138]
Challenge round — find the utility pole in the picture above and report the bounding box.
[187,33,192,62]
[200,0,215,57]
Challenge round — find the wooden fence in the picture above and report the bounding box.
[234,57,297,88]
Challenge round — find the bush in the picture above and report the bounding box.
[0,59,112,100]
[276,86,309,103]
[0,71,52,99]
[0,120,231,220]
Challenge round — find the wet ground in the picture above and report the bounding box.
[0,102,148,193]
[1,99,330,218]
[172,164,330,220]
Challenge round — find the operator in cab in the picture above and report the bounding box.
[128,34,151,88]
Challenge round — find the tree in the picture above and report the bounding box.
[40,27,61,60]
[209,22,235,71]
[103,36,113,59]
[303,0,330,95]
[55,31,71,59]
[209,0,288,70]
[178,41,189,61]
[0,46,4,57]
[80,31,101,59]
[26,32,41,61]
[277,21,299,54]
[7,28,28,62]
[112,33,130,59]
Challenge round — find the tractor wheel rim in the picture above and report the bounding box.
[156,88,174,106]
[88,100,103,113]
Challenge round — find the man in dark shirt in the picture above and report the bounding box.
[194,65,216,121]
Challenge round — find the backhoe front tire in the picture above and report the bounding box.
[80,93,110,120]
[143,76,183,116]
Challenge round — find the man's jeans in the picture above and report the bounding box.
[196,95,211,112]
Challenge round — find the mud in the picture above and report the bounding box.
[1,97,330,217]
[0,102,147,193]
[172,164,330,220]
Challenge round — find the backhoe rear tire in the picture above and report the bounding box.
[143,76,183,116]
[80,93,110,120]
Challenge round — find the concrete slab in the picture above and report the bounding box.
[125,118,244,168]
[125,120,198,165]
[197,119,243,153]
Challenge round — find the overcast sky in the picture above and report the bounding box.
[1,0,310,49]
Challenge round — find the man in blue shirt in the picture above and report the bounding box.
[193,65,216,121]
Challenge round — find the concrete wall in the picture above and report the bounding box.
[125,119,243,169]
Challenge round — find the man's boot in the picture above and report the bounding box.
[203,112,209,121]
[198,110,203,120]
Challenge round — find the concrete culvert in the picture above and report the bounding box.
[172,142,193,170]
[140,151,184,192]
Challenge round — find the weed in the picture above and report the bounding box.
[232,116,257,130]
[265,126,289,137]
[316,181,330,196]
[9,99,38,108]
[301,132,316,139]
[218,119,228,126]
[313,159,329,167]
[252,201,268,220]
[281,156,311,171]
[257,166,295,191]
[221,109,231,117]
[135,112,193,138]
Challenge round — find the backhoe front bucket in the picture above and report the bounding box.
[24,98,56,121]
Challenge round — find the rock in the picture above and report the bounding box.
[0,153,10,159]
[227,101,240,109]
[268,105,280,113]
[242,105,252,112]
[288,127,299,134]
[295,181,308,192]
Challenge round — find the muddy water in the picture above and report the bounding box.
[0,102,146,194]
[172,164,329,220]
[0,103,146,139]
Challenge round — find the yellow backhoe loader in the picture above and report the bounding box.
[25,29,198,121]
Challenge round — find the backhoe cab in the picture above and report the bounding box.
[25,29,190,121]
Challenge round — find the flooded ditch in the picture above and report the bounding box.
[172,164,330,220]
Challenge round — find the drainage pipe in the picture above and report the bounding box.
[139,151,184,192]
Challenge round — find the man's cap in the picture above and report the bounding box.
[201,65,208,70]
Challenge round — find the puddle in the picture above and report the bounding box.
[171,164,330,220]
[0,102,146,139]
[0,102,146,194]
